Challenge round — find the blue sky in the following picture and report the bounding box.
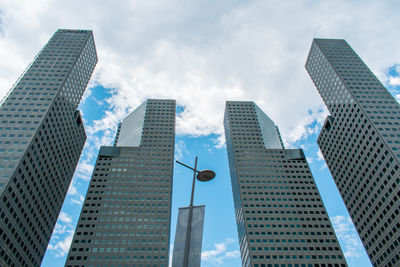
[0,1,400,266]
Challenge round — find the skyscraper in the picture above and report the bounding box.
[306,39,400,266]
[65,99,175,267]
[224,101,347,267]
[0,29,97,266]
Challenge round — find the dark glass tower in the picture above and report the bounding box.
[306,39,400,266]
[224,101,347,267]
[0,29,97,266]
[65,99,175,267]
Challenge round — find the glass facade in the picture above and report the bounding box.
[116,101,146,147]
[224,101,347,267]
[0,29,97,267]
[254,104,284,149]
[65,99,175,267]
[306,38,400,266]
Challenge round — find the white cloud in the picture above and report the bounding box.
[285,106,329,145]
[396,65,400,74]
[317,149,324,161]
[70,194,84,205]
[47,230,74,258]
[75,160,94,179]
[67,176,85,205]
[386,64,400,88]
[315,149,328,169]
[48,210,75,258]
[331,215,364,259]
[1,0,400,144]
[51,223,70,236]
[67,182,78,196]
[389,76,400,86]
[331,215,352,233]
[202,238,240,265]
[175,140,190,161]
[58,212,72,223]
[224,250,240,259]
[211,134,226,149]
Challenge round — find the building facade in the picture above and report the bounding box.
[65,99,175,267]
[0,29,97,266]
[224,101,347,267]
[306,39,400,266]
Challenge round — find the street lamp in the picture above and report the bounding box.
[172,156,215,267]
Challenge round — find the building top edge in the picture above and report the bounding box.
[57,29,93,33]
[147,99,176,102]
[313,38,345,41]
[226,100,255,105]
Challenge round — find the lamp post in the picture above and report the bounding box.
[175,156,215,267]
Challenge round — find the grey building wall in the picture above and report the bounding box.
[224,101,347,267]
[65,99,175,267]
[306,38,400,266]
[0,29,97,266]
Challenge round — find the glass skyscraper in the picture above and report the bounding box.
[306,39,400,266]
[0,29,97,266]
[224,101,347,267]
[65,99,175,267]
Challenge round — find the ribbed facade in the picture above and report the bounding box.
[65,99,175,267]
[0,29,97,266]
[306,38,400,266]
[224,101,347,267]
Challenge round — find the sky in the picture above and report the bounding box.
[0,0,400,266]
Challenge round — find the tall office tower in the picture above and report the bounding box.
[306,39,400,266]
[65,99,175,267]
[224,101,347,267]
[0,29,97,266]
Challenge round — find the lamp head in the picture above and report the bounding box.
[196,170,216,182]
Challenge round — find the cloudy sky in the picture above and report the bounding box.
[1,0,400,266]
